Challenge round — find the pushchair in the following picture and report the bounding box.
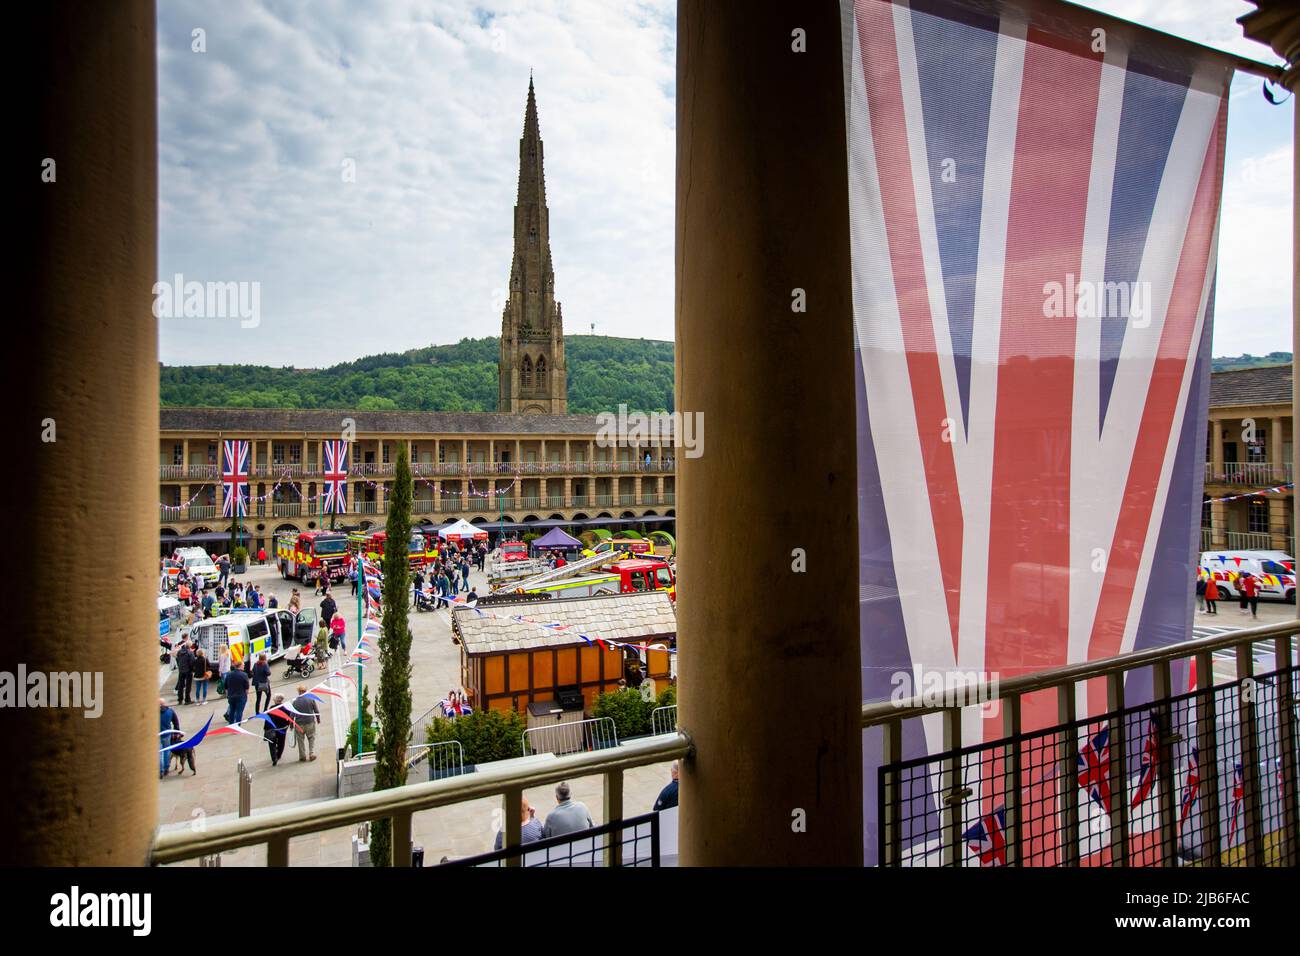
[283,643,315,678]
[414,587,438,612]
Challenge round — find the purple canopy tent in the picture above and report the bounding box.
[531,526,581,551]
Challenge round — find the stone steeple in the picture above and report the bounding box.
[498,74,567,414]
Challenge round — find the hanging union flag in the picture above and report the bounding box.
[322,440,349,514]
[846,0,1234,863]
[221,439,250,519]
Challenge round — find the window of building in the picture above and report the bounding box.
[536,355,547,384]
[1249,499,1269,534]
[1201,498,1211,529]
[521,355,533,387]
[172,443,183,465]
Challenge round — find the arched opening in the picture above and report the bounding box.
[572,513,590,521]
[273,523,299,535]
[536,354,547,384]
[521,354,533,386]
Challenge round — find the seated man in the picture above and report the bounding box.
[542,782,593,838]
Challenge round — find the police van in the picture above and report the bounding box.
[188,608,317,668]
[1199,550,1295,602]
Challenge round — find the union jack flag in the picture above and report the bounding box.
[846,0,1233,862]
[962,804,1006,867]
[1077,726,1111,814]
[322,440,349,514]
[1130,717,1160,811]
[1227,761,1243,844]
[1179,746,1200,829]
[221,439,250,519]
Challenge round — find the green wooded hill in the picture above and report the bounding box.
[1211,352,1291,372]
[160,335,675,414]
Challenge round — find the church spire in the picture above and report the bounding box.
[499,76,566,415]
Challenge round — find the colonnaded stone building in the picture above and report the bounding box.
[158,80,671,554]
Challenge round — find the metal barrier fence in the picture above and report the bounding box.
[870,625,1299,868]
[651,705,678,737]
[439,812,660,867]
[522,716,618,757]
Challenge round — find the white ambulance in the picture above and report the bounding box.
[1199,550,1295,602]
[175,546,219,587]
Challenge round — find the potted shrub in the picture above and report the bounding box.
[231,546,249,574]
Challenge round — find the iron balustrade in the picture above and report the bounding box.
[867,620,1299,868]
[151,731,691,867]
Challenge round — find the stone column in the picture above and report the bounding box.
[676,0,862,865]
[1208,416,1222,477]
[1271,417,1285,483]
[12,0,158,865]
[564,477,573,508]
[1211,500,1229,548]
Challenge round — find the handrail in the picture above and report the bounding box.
[151,730,691,864]
[862,618,1299,727]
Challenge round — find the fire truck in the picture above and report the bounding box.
[509,555,676,602]
[276,530,350,585]
[348,529,430,571]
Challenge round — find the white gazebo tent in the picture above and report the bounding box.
[439,518,488,543]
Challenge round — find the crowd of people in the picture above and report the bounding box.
[409,540,485,610]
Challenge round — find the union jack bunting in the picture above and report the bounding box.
[322,440,349,514]
[962,805,1006,867]
[1077,726,1111,814]
[844,0,1234,861]
[221,439,250,519]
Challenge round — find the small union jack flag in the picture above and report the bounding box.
[1179,746,1201,829]
[1130,718,1161,811]
[1227,761,1244,844]
[322,440,349,514]
[962,805,1006,867]
[221,439,249,518]
[1078,726,1111,814]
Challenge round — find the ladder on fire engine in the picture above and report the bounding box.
[511,547,629,592]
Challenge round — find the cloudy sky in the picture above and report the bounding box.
[157,0,1293,367]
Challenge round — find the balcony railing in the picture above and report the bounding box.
[868,621,1299,867]
[618,495,636,506]
[546,495,566,508]
[271,502,302,518]
[355,500,379,515]
[570,495,590,508]
[518,497,541,510]
[595,494,614,507]
[412,498,437,515]
[151,731,691,867]
[187,504,217,520]
[1206,461,1290,486]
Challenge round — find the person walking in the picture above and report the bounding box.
[252,653,272,714]
[257,545,267,566]
[218,553,230,588]
[223,660,250,724]
[1195,574,1206,612]
[1205,575,1219,615]
[349,557,359,596]
[193,647,211,704]
[263,693,290,766]
[1242,572,1259,619]
[159,698,180,778]
[320,589,337,629]
[290,685,321,761]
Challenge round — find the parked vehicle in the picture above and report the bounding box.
[1199,550,1295,602]
[277,531,350,585]
[174,546,218,585]
[188,608,317,668]
[499,541,530,563]
[581,538,654,560]
[349,529,430,571]
[516,558,676,602]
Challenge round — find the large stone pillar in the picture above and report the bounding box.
[10,0,158,864]
[676,0,862,865]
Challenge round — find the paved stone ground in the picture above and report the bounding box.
[156,562,675,867]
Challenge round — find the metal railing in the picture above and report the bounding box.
[188,504,217,520]
[868,620,1299,868]
[441,811,660,867]
[651,705,678,737]
[151,731,690,867]
[522,716,619,757]
[1207,461,1287,486]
